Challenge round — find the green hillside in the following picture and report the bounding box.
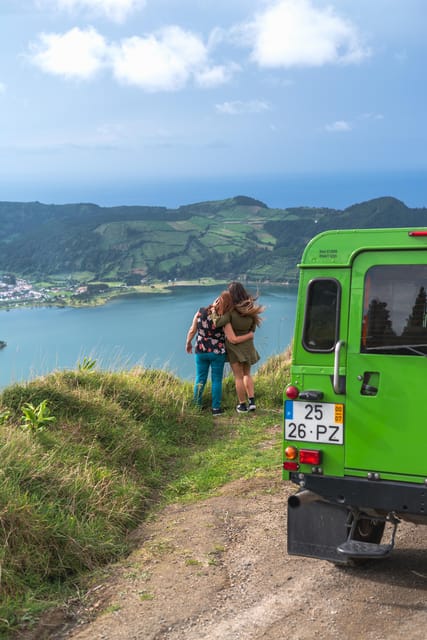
[0,354,289,635]
[1,195,426,285]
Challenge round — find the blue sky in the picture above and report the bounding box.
[1,0,426,207]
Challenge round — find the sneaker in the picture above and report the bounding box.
[212,408,224,416]
[248,402,256,411]
[236,403,248,413]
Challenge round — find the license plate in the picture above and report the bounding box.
[285,401,344,445]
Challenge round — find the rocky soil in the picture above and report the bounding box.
[26,470,427,640]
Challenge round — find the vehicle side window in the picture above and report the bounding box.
[361,265,427,356]
[303,279,340,352]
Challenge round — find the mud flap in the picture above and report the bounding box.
[287,497,350,563]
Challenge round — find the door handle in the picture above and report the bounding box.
[360,371,379,396]
[333,340,345,394]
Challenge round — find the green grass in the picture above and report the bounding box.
[0,351,291,636]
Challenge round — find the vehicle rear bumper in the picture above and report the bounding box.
[289,472,427,516]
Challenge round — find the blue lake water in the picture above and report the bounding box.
[0,286,297,389]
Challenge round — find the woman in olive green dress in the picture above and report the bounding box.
[215,283,264,413]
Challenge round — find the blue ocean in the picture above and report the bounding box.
[39,170,427,210]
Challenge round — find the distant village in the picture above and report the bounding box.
[0,274,134,308]
[0,274,47,304]
[0,274,88,307]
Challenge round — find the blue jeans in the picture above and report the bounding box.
[193,352,226,409]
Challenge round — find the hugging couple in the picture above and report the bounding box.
[185,281,264,415]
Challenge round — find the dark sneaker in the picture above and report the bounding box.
[248,402,256,411]
[212,408,224,416]
[236,403,248,413]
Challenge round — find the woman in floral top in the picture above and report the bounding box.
[186,295,253,415]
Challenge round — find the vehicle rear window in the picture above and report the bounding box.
[303,279,340,352]
[361,265,427,356]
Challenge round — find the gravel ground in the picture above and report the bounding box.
[25,470,427,640]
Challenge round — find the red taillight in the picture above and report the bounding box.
[285,385,299,400]
[299,449,322,465]
[283,461,299,471]
[409,231,427,237]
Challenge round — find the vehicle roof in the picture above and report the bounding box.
[300,227,427,268]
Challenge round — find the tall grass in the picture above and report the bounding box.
[254,343,292,405]
[0,351,291,635]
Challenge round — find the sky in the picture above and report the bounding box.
[1,0,426,208]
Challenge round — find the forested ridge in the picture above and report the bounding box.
[1,195,426,283]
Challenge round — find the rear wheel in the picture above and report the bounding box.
[353,517,385,544]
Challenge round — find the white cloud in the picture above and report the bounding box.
[38,0,146,23]
[0,82,6,94]
[29,27,108,79]
[239,0,370,68]
[110,27,208,91]
[324,113,384,133]
[26,1,370,92]
[325,120,352,132]
[215,100,271,115]
[195,63,240,88]
[28,24,236,91]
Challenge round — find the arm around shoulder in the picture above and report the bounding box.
[223,324,254,344]
[212,311,230,328]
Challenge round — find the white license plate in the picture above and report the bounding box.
[285,401,344,445]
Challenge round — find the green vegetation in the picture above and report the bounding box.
[0,352,290,637]
[20,399,56,432]
[1,196,425,291]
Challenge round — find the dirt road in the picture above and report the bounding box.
[30,470,427,640]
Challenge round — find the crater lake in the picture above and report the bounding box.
[0,286,297,389]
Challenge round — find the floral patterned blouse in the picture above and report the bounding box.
[195,307,226,355]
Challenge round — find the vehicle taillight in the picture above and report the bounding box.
[285,385,299,399]
[284,446,298,460]
[283,461,299,471]
[299,449,322,465]
[409,231,427,236]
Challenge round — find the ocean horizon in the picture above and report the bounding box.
[2,170,426,211]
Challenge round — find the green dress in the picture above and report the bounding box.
[215,310,260,365]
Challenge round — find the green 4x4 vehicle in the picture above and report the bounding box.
[284,227,427,563]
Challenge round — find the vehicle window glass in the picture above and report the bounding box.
[361,265,427,356]
[303,279,340,352]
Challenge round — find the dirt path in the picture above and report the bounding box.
[28,471,427,640]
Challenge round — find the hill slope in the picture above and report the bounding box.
[1,196,426,284]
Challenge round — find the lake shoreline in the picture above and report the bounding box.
[0,278,297,311]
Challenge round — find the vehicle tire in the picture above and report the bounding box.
[353,517,385,544]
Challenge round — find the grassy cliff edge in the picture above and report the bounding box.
[0,352,290,636]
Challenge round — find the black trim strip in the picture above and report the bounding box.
[290,473,427,516]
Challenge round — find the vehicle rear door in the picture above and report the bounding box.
[285,268,350,476]
[345,250,427,479]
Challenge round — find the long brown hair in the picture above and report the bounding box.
[212,291,233,316]
[228,281,265,327]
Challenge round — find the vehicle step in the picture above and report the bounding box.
[337,540,393,559]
